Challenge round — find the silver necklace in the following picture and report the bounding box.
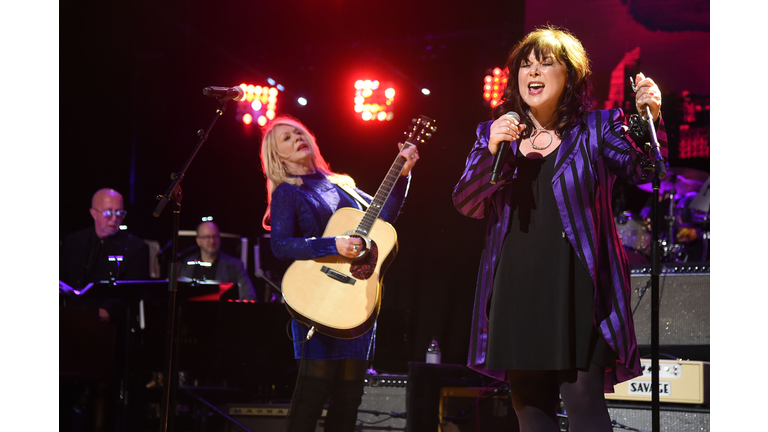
[528,114,555,150]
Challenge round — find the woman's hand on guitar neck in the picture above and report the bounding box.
[398,143,419,176]
[336,235,365,258]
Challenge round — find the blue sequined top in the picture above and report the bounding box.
[270,172,410,360]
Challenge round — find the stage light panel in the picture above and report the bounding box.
[237,82,280,125]
[482,67,508,107]
[354,78,396,121]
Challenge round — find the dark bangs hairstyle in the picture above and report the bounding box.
[493,26,596,139]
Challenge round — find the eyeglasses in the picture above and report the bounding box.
[197,235,221,241]
[93,208,127,218]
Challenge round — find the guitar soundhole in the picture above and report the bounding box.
[350,241,378,280]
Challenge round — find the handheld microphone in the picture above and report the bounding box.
[489,111,520,184]
[202,86,245,102]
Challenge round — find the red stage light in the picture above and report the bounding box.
[237,82,280,125]
[482,67,508,108]
[354,79,395,121]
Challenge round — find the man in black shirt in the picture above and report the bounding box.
[59,188,150,431]
[60,188,150,291]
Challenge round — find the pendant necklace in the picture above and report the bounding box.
[528,113,555,150]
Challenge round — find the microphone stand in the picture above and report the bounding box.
[642,104,665,432]
[152,96,233,432]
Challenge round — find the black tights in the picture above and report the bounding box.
[282,358,368,432]
[507,363,612,432]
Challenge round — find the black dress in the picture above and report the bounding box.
[486,147,612,371]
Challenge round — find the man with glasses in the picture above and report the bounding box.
[179,221,257,301]
[60,188,150,290]
[59,188,151,430]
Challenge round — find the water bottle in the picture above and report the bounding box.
[426,337,441,364]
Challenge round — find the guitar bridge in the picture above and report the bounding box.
[321,266,357,285]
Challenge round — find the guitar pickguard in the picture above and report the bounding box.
[350,241,378,280]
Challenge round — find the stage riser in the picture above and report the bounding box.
[608,405,710,432]
[629,273,710,346]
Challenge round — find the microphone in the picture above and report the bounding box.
[489,111,520,184]
[202,86,245,102]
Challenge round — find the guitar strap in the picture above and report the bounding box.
[338,184,370,210]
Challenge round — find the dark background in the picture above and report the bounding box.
[59,0,710,371]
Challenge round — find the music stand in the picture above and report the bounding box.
[78,279,221,302]
[77,279,222,429]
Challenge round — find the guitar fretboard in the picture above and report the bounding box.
[353,115,434,237]
[355,142,413,236]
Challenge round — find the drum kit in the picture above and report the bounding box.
[614,167,710,265]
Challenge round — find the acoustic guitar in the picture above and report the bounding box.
[281,115,436,339]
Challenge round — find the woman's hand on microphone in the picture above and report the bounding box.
[488,115,525,155]
[634,73,662,122]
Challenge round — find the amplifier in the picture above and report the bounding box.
[223,376,408,432]
[223,403,324,432]
[358,386,407,431]
[357,373,408,430]
[606,359,709,404]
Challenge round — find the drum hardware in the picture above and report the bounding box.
[615,211,652,263]
[631,167,710,265]
[664,188,677,261]
[635,167,709,196]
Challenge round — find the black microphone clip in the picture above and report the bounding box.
[202,86,245,102]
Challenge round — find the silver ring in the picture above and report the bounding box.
[353,245,359,251]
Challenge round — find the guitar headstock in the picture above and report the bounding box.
[403,115,437,147]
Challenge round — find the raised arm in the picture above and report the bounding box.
[452,121,510,219]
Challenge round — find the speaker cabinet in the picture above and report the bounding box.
[223,404,323,432]
[222,376,408,432]
[629,272,710,348]
[607,401,710,432]
[358,384,407,431]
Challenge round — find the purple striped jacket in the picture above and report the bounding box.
[452,109,667,391]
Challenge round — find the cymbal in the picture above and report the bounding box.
[636,167,709,196]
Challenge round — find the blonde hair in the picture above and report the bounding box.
[259,115,355,230]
